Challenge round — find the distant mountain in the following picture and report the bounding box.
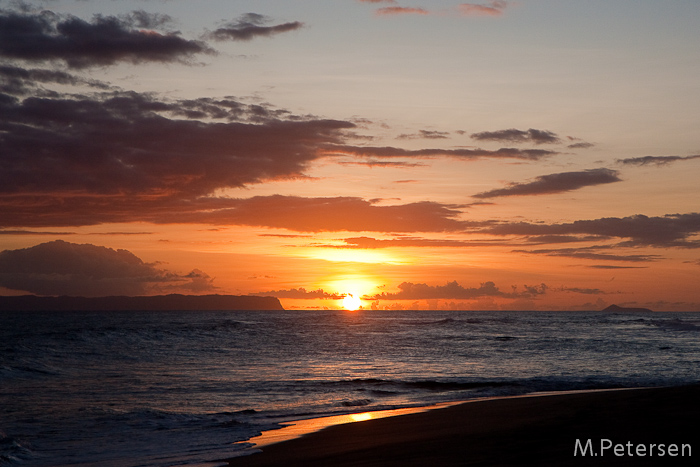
[0,294,284,311]
[602,304,653,313]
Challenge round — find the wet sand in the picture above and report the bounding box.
[226,385,698,466]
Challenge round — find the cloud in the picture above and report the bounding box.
[339,159,427,168]
[458,1,509,17]
[486,213,700,248]
[207,13,303,41]
[616,155,700,167]
[368,280,546,300]
[249,287,344,300]
[470,128,561,144]
[587,265,648,269]
[327,236,504,248]
[524,235,605,244]
[0,87,354,200]
[556,287,609,295]
[472,168,622,198]
[513,247,662,262]
[0,192,484,232]
[358,0,397,3]
[397,130,450,140]
[0,229,75,236]
[1,71,560,230]
[568,142,595,149]
[0,64,114,95]
[322,145,558,160]
[151,196,478,233]
[0,240,215,296]
[0,8,213,68]
[376,7,430,16]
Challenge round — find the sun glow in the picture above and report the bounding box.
[342,293,362,311]
[303,248,403,265]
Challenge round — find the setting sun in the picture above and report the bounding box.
[342,293,362,311]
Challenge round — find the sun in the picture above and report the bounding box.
[342,293,362,311]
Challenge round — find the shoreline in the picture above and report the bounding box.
[224,384,699,466]
[236,401,466,451]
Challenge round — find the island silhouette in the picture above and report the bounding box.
[0,294,283,311]
[602,304,654,313]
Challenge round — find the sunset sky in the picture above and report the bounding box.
[1,0,699,310]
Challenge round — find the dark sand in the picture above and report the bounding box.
[226,385,698,466]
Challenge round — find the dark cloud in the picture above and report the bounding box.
[3,74,554,230]
[524,235,605,244]
[0,240,215,296]
[208,13,303,42]
[568,142,594,149]
[124,10,174,30]
[486,213,700,248]
[339,160,426,168]
[513,247,662,262]
[0,64,114,96]
[472,168,622,198]
[0,88,354,200]
[470,128,561,145]
[0,8,213,68]
[0,229,74,236]
[616,155,700,167]
[370,281,506,300]
[322,145,558,161]
[249,287,344,300]
[397,130,450,140]
[368,280,546,300]
[556,287,608,295]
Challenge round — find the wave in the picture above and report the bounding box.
[401,317,457,326]
[0,431,32,466]
[338,398,373,407]
[650,319,700,332]
[323,377,521,393]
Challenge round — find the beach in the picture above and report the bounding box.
[227,385,699,466]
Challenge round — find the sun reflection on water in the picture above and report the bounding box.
[349,412,373,422]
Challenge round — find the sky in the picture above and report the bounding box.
[1,0,699,311]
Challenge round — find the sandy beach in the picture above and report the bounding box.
[227,385,698,466]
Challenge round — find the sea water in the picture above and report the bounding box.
[1,309,699,466]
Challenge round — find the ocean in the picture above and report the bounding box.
[2,309,699,466]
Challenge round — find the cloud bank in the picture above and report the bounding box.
[0,86,354,203]
[0,240,215,296]
[249,287,344,300]
[487,213,700,248]
[367,280,546,300]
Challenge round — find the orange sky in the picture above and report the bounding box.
[1,1,699,311]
